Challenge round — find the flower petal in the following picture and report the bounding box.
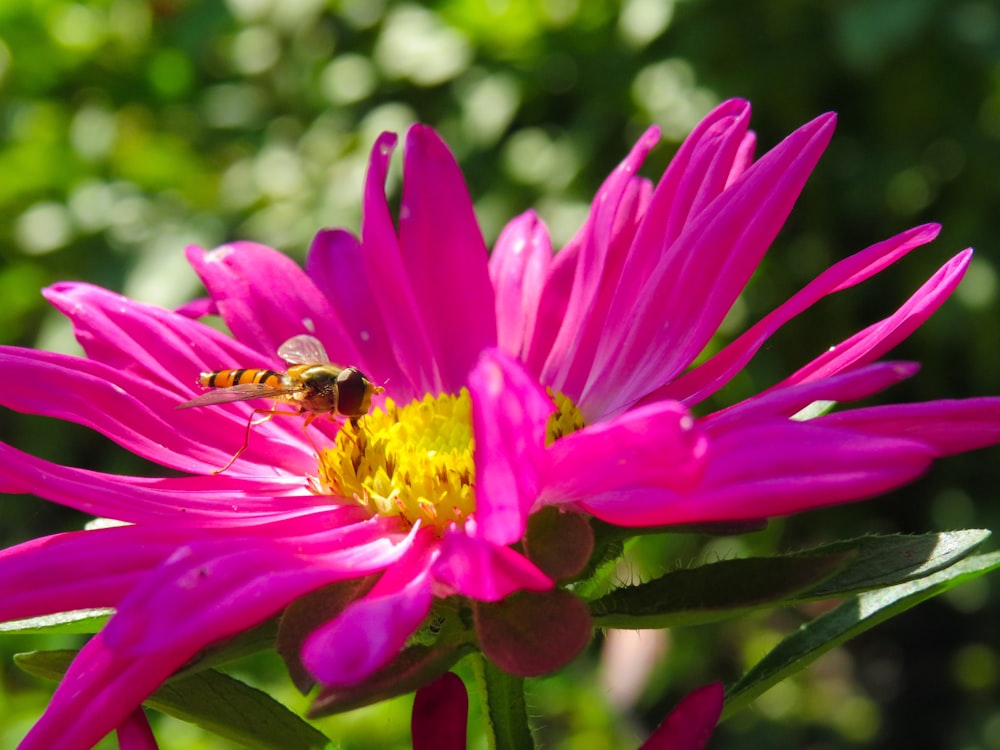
[359,132,443,394]
[579,420,934,526]
[490,210,553,360]
[433,529,551,601]
[39,282,320,474]
[819,398,1000,456]
[306,228,413,400]
[583,111,837,420]
[185,241,363,367]
[778,249,971,388]
[650,224,941,406]
[400,125,498,390]
[542,401,707,503]
[704,361,920,429]
[302,531,435,686]
[20,532,411,750]
[540,127,659,397]
[641,682,723,750]
[116,708,158,750]
[0,526,190,621]
[0,440,327,523]
[412,673,468,750]
[469,349,553,546]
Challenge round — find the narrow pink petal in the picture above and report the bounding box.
[173,295,216,318]
[306,228,413,401]
[0,442,332,524]
[819,398,1000,456]
[433,529,551,601]
[540,127,660,397]
[634,100,753,266]
[548,103,751,403]
[116,708,158,750]
[0,526,191,620]
[469,349,554,546]
[641,682,723,750]
[704,361,920,429]
[185,242,363,368]
[399,125,498,391]
[489,210,553,360]
[583,112,838,421]
[302,531,435,686]
[579,420,933,526]
[521,236,580,378]
[650,224,941,407]
[542,401,707,503]
[778,249,971,388]
[21,533,411,750]
[412,673,468,750]
[360,132,443,395]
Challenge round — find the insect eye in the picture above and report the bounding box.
[336,367,375,417]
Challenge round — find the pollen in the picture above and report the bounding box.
[316,388,585,533]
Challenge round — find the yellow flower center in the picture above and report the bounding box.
[316,388,585,534]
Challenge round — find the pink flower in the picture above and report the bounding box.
[3,99,1000,748]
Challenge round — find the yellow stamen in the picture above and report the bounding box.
[316,388,585,534]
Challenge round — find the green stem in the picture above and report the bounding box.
[469,654,534,750]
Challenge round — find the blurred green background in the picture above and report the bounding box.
[2,0,1000,747]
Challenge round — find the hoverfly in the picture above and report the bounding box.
[177,334,384,473]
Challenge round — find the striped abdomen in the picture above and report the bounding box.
[199,368,283,389]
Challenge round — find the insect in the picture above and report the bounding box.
[177,334,384,473]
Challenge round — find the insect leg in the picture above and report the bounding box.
[214,407,277,474]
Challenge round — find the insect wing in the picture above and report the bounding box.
[278,334,330,366]
[176,382,302,409]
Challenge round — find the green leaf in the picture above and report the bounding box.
[589,530,989,629]
[147,669,332,750]
[723,549,1000,719]
[0,608,112,634]
[15,650,331,750]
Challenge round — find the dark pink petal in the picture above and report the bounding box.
[583,112,837,421]
[705,361,920,429]
[360,132,443,395]
[302,531,435,686]
[469,349,554,546]
[185,242,363,368]
[651,224,940,407]
[20,532,412,750]
[778,250,971,388]
[541,127,659,398]
[412,672,468,750]
[116,707,158,750]
[641,682,723,750]
[579,420,934,526]
[541,401,708,503]
[306,228,413,401]
[820,398,1000,456]
[490,211,553,360]
[433,529,551,601]
[399,125,498,391]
